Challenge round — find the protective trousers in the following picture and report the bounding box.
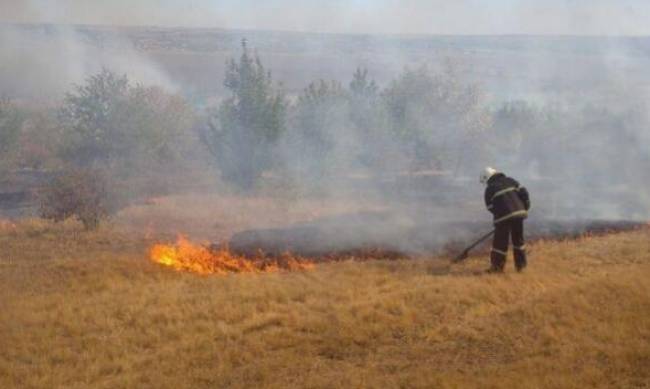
[490,218,527,272]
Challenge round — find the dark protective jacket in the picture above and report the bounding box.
[484,173,531,225]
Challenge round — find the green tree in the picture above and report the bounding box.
[58,69,195,178]
[347,68,390,170]
[203,40,287,191]
[287,79,348,179]
[382,61,489,172]
[59,69,130,167]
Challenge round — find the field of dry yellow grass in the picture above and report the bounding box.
[1,216,649,388]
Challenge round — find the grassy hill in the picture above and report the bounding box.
[0,218,648,388]
[4,23,650,103]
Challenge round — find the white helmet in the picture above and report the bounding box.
[480,167,498,185]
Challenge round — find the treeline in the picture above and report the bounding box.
[202,41,649,191]
[0,70,200,228]
[1,41,491,193]
[2,40,649,227]
[202,42,492,190]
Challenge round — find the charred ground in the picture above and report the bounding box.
[1,215,649,388]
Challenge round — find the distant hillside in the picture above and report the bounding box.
[9,23,650,55]
[3,23,650,103]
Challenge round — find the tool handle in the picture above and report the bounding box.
[466,229,495,251]
[452,229,495,262]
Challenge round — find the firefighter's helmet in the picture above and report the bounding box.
[480,167,498,185]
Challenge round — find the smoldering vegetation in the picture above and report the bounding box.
[228,214,646,258]
[1,23,649,255]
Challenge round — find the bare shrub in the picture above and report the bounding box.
[39,168,119,230]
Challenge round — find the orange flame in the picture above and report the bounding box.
[149,236,314,275]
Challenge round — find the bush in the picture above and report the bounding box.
[39,168,118,230]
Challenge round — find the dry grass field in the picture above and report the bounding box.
[1,216,649,388]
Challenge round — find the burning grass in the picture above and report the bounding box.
[1,219,649,388]
[149,236,314,275]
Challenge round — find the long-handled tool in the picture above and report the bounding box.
[452,229,495,262]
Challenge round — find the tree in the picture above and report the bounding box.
[349,68,378,101]
[382,61,490,172]
[282,68,390,186]
[491,101,539,167]
[59,69,130,167]
[490,101,581,178]
[286,79,348,180]
[347,68,390,171]
[203,40,287,191]
[58,69,195,180]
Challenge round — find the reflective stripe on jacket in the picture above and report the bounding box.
[484,173,530,225]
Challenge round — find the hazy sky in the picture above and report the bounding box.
[1,0,649,35]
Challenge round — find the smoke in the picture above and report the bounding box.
[484,33,650,222]
[3,1,650,35]
[252,29,650,248]
[1,2,649,256]
[0,24,176,99]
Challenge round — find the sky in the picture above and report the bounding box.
[1,0,649,36]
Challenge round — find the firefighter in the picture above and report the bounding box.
[480,167,531,273]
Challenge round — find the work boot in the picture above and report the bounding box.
[485,266,504,274]
[514,247,527,272]
[487,250,506,273]
[514,256,527,272]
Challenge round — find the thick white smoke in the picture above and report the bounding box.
[0,24,176,99]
